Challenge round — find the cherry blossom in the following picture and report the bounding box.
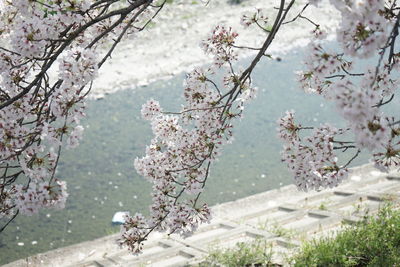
[278,111,348,191]
[1,0,400,257]
[289,0,400,183]
[0,0,166,226]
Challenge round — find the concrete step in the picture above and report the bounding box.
[6,164,400,267]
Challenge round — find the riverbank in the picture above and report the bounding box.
[91,0,340,98]
[5,164,400,266]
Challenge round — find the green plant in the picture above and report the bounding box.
[228,0,245,5]
[200,238,274,267]
[291,203,400,266]
[318,202,327,211]
[270,224,297,239]
[257,220,297,240]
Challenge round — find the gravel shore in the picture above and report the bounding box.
[91,0,341,98]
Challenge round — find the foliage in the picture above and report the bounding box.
[292,204,400,266]
[228,0,246,5]
[200,238,274,267]
[199,204,400,267]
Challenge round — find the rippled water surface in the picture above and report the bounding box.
[0,47,370,264]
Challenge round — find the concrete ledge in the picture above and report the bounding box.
[5,164,400,267]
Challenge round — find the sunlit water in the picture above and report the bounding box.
[0,46,371,264]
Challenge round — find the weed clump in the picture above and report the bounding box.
[292,204,400,266]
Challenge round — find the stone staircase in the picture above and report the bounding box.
[5,164,400,267]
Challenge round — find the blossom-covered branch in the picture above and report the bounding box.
[118,0,299,253]
[282,0,400,191]
[122,0,400,252]
[0,0,166,231]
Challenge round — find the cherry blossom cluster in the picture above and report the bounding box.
[119,22,260,252]
[309,0,393,58]
[362,63,400,97]
[331,0,391,58]
[298,41,351,95]
[282,0,400,188]
[277,110,300,144]
[329,79,393,151]
[278,111,348,191]
[119,68,224,251]
[0,0,164,224]
[372,121,400,172]
[201,26,239,67]
[240,8,268,29]
[13,179,68,215]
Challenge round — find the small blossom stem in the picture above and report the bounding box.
[283,4,320,28]
[343,149,362,169]
[0,210,19,233]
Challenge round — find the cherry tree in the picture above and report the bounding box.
[0,0,166,231]
[0,0,399,256]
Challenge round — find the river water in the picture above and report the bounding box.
[0,46,370,264]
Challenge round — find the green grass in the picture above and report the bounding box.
[228,0,246,5]
[257,220,297,240]
[200,238,274,267]
[292,203,400,266]
[197,204,400,267]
